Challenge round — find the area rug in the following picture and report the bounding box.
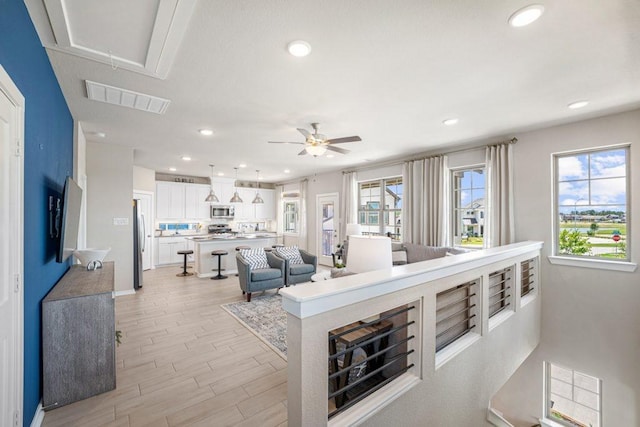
[221,292,288,360]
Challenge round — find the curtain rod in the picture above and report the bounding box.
[342,137,517,174]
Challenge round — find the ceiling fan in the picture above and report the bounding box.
[268,123,361,156]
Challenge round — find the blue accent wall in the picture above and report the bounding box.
[0,0,74,424]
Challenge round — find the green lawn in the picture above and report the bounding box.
[560,221,626,235]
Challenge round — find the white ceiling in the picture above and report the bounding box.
[26,0,640,183]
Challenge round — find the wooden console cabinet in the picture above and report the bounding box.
[42,262,116,410]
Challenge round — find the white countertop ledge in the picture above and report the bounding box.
[281,241,543,319]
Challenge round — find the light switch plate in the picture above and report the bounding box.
[113,217,129,226]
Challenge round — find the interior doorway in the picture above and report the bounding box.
[133,191,153,270]
[0,65,24,427]
[316,193,339,266]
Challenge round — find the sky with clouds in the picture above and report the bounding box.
[557,148,626,213]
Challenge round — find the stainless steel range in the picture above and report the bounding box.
[208,224,233,234]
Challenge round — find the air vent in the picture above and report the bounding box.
[85,80,171,114]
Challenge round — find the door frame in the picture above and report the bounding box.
[133,190,154,270]
[0,65,25,426]
[316,192,339,266]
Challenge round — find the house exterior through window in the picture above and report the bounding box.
[283,200,299,233]
[452,168,485,248]
[358,177,402,241]
[545,362,601,427]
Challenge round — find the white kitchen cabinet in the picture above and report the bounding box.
[209,178,235,204]
[157,236,188,265]
[234,188,256,220]
[156,182,186,219]
[185,184,210,219]
[255,189,275,220]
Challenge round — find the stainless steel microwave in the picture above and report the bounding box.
[210,205,234,218]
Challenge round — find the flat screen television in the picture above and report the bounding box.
[56,176,83,263]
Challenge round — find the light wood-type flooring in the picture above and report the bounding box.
[42,265,288,427]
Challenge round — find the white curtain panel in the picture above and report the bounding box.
[299,179,308,250]
[340,171,357,239]
[275,185,284,236]
[485,143,515,247]
[402,156,449,246]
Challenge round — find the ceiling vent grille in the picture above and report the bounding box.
[85,80,171,114]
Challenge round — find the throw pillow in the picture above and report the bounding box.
[392,250,408,265]
[240,248,270,270]
[276,246,304,265]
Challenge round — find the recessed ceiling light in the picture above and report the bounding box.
[442,118,459,126]
[181,156,191,161]
[258,176,264,180]
[199,129,213,136]
[284,169,290,174]
[217,172,224,176]
[568,100,589,109]
[239,163,247,168]
[169,167,177,172]
[326,154,335,158]
[287,40,311,57]
[94,132,107,138]
[509,4,544,27]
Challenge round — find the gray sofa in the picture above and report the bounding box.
[335,240,467,268]
[236,251,285,302]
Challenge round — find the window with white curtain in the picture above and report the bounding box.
[283,200,299,233]
[358,177,402,240]
[451,168,485,248]
[554,145,629,261]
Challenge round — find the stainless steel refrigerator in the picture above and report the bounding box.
[133,199,144,289]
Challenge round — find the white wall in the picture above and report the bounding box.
[73,122,87,249]
[492,109,640,426]
[86,142,134,293]
[133,165,156,192]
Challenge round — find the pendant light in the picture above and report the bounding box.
[204,164,219,203]
[252,170,264,204]
[229,167,243,203]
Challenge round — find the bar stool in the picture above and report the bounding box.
[272,244,285,249]
[211,250,228,280]
[176,250,194,277]
[263,247,273,252]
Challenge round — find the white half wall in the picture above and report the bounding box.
[492,109,640,426]
[86,141,134,293]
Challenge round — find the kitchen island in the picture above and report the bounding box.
[186,234,279,278]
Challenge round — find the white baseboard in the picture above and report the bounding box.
[30,401,44,427]
[114,289,136,297]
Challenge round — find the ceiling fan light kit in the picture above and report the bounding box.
[268,122,361,156]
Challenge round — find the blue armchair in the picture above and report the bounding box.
[236,251,285,302]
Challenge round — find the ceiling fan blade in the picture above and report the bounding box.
[297,149,308,156]
[297,128,311,138]
[326,136,362,144]
[326,145,350,154]
[268,141,305,145]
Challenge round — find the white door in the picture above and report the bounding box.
[134,192,153,270]
[316,193,339,266]
[0,67,24,427]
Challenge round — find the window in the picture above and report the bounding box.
[452,168,485,248]
[283,200,299,233]
[545,362,601,427]
[358,177,402,241]
[554,146,629,261]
